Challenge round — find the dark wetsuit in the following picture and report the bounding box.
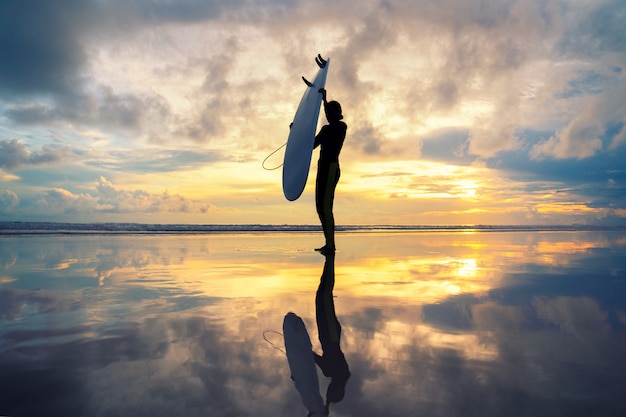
[314,121,347,248]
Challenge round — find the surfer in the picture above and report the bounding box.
[314,252,350,413]
[314,88,347,253]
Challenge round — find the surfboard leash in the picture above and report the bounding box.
[261,142,286,170]
[262,329,285,353]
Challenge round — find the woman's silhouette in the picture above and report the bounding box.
[314,88,347,253]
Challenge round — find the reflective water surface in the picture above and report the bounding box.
[1,231,626,416]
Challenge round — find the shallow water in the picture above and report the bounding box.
[1,231,626,416]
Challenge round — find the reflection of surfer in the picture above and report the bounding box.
[315,252,350,413]
[314,88,346,253]
[282,253,350,415]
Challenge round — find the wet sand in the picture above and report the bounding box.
[1,230,626,416]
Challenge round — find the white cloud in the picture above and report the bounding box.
[531,79,626,160]
[29,177,211,217]
[530,121,604,160]
[0,190,19,213]
[94,176,209,214]
[609,124,626,150]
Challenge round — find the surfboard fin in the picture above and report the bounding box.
[315,54,327,68]
[302,76,314,87]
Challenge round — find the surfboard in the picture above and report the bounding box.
[282,55,330,201]
[283,312,326,416]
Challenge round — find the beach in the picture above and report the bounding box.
[1,229,626,416]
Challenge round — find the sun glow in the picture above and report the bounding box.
[344,160,486,201]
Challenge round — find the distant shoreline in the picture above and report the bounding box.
[1,221,625,236]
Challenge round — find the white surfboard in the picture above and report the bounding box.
[283,312,326,416]
[282,55,330,201]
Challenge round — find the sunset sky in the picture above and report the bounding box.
[1,0,625,225]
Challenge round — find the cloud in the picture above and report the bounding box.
[529,121,604,160]
[35,188,100,216]
[90,149,226,173]
[609,124,626,150]
[0,189,19,213]
[175,44,241,143]
[351,123,389,155]
[105,0,280,28]
[0,1,207,139]
[4,85,174,137]
[0,139,72,170]
[530,80,626,160]
[7,177,209,218]
[465,116,520,159]
[0,0,96,98]
[0,0,251,99]
[92,176,210,214]
[556,0,626,58]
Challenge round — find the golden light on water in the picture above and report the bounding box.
[41,232,609,309]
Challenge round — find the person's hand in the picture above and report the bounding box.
[318,88,327,99]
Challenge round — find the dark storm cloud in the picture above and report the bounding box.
[0,0,296,97]
[4,87,172,132]
[0,0,162,133]
[0,139,73,170]
[0,0,96,98]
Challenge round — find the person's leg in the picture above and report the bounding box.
[315,171,327,243]
[319,164,339,250]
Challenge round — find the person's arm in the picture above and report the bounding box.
[313,88,328,149]
[314,88,328,149]
[314,126,327,148]
[313,352,331,376]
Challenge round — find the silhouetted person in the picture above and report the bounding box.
[314,88,346,253]
[314,252,350,413]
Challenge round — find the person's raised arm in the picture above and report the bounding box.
[314,88,329,149]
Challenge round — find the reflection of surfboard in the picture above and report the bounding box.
[283,312,326,416]
[282,55,330,201]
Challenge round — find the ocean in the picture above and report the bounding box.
[1,221,622,234]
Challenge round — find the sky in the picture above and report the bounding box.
[1,0,626,226]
